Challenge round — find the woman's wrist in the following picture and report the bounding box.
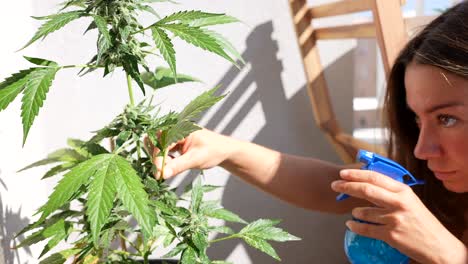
[437,237,467,264]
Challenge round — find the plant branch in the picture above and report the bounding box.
[61,64,102,69]
[127,73,135,106]
[210,234,238,244]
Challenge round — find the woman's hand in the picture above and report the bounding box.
[146,129,234,179]
[331,169,468,264]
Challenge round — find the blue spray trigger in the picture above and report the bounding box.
[336,150,425,201]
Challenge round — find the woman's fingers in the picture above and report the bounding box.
[339,169,408,192]
[154,151,198,179]
[332,180,399,208]
[345,219,386,241]
[351,207,392,225]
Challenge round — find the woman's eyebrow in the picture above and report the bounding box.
[426,101,465,114]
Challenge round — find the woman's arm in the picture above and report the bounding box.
[154,129,368,214]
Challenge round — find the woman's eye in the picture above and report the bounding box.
[438,115,458,127]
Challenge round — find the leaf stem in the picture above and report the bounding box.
[62,64,102,69]
[127,74,135,106]
[210,234,238,243]
[133,23,155,35]
[159,149,168,181]
[118,232,140,254]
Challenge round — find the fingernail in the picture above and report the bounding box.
[331,181,338,190]
[340,170,350,177]
[345,221,352,229]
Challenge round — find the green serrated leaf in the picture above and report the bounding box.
[136,4,160,18]
[39,154,111,220]
[190,176,203,213]
[38,248,80,264]
[151,27,176,79]
[159,23,236,65]
[180,246,197,264]
[209,226,234,235]
[39,222,70,258]
[205,208,246,224]
[250,226,300,242]
[242,236,280,261]
[179,86,224,121]
[21,11,84,50]
[23,56,59,67]
[141,67,199,90]
[16,219,66,248]
[202,29,244,65]
[122,55,146,95]
[16,210,79,238]
[113,155,156,239]
[156,10,222,25]
[19,148,85,172]
[239,219,281,235]
[92,15,110,42]
[163,120,200,149]
[188,15,239,28]
[92,14,112,64]
[86,154,118,246]
[152,200,174,215]
[164,243,187,258]
[192,231,208,252]
[59,0,87,11]
[42,163,75,179]
[21,66,59,145]
[0,68,36,111]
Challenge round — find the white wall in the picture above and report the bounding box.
[0,1,358,263]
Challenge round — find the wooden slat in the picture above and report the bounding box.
[310,0,406,19]
[372,0,408,76]
[326,134,356,163]
[335,133,386,156]
[310,0,374,19]
[310,17,435,41]
[294,3,312,36]
[315,22,375,39]
[289,0,307,15]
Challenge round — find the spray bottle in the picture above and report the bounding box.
[336,150,425,264]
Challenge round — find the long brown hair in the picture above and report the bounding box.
[384,1,468,238]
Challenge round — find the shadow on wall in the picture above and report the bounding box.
[0,172,31,264]
[174,21,355,263]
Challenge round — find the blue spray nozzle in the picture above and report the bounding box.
[336,150,425,201]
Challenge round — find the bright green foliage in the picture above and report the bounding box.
[21,11,84,50]
[237,219,301,260]
[7,1,300,263]
[21,66,59,144]
[159,23,236,65]
[141,67,199,90]
[38,248,80,264]
[151,27,177,78]
[0,69,36,111]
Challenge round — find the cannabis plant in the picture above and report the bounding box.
[0,0,299,263]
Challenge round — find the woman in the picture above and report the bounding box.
[151,2,468,263]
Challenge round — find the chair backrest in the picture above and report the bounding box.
[289,0,408,163]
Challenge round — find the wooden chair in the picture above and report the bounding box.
[288,0,408,163]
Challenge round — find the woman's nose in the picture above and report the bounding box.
[413,126,441,160]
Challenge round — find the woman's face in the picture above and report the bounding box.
[405,63,468,193]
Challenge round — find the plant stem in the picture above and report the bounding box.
[159,149,168,181]
[210,234,238,243]
[127,73,135,106]
[62,64,102,69]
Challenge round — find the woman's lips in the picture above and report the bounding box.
[433,170,457,181]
